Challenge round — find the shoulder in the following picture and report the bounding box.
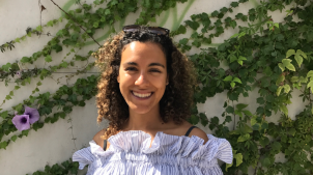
[173,120,209,144]
[93,129,106,148]
[188,127,209,144]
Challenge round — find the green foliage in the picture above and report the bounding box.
[27,159,80,175]
[1,0,313,174]
[0,75,98,149]
[181,0,313,174]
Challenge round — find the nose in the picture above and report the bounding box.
[135,72,150,87]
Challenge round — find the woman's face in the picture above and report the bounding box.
[117,41,168,115]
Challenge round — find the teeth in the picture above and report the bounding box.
[133,91,152,98]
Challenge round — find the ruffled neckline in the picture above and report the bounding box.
[107,130,205,153]
[72,130,233,172]
[86,130,232,164]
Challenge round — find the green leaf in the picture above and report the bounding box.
[179,38,188,45]
[261,157,271,167]
[105,9,111,15]
[0,141,8,149]
[190,114,199,125]
[176,25,186,34]
[45,55,52,62]
[288,128,296,136]
[250,115,257,126]
[60,62,68,68]
[236,103,248,110]
[259,137,270,147]
[243,110,253,116]
[271,141,282,151]
[225,162,232,172]
[11,135,17,142]
[199,113,208,126]
[297,49,307,59]
[280,59,295,71]
[2,63,12,71]
[36,25,43,32]
[223,75,233,82]
[230,82,236,88]
[286,49,295,58]
[225,115,232,123]
[5,95,12,100]
[282,59,292,67]
[290,76,299,83]
[185,20,200,30]
[286,63,295,71]
[233,77,242,84]
[307,71,313,78]
[230,2,239,7]
[278,63,285,72]
[237,133,250,142]
[234,153,243,166]
[279,104,288,116]
[226,106,234,113]
[294,53,303,67]
[20,57,30,63]
[283,84,290,93]
[307,80,313,93]
[1,111,8,119]
[229,54,237,63]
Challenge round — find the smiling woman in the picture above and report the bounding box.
[72,25,233,175]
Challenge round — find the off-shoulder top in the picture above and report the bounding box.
[72,130,233,175]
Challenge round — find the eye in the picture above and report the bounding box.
[125,67,137,71]
[150,69,161,73]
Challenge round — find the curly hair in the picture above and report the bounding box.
[95,27,197,139]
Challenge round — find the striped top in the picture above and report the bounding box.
[72,130,233,175]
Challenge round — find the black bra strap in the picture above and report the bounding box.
[103,140,107,150]
[185,126,197,136]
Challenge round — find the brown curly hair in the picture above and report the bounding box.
[95,27,197,139]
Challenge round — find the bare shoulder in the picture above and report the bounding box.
[189,127,209,144]
[93,129,106,148]
[180,120,209,144]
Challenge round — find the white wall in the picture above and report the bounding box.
[0,0,299,174]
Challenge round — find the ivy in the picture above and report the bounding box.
[26,159,80,175]
[0,75,98,150]
[1,0,313,174]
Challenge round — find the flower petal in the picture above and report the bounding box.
[12,115,30,131]
[24,106,40,124]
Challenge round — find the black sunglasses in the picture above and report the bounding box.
[122,25,170,37]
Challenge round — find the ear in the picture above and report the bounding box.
[166,75,169,85]
[117,75,120,83]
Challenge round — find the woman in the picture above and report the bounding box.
[73,25,232,175]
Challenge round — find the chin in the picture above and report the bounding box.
[127,104,153,114]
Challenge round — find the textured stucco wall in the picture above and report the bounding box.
[0,0,299,174]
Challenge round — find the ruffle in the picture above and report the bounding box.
[72,130,233,174]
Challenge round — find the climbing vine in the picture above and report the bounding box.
[1,0,313,174]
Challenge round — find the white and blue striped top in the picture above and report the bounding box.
[72,130,233,175]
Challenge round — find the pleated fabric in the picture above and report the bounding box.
[72,130,233,175]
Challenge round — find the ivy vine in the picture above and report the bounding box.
[1,0,313,174]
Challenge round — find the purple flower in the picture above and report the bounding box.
[12,115,30,131]
[16,71,22,78]
[23,106,40,124]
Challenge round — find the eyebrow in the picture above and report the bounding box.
[123,62,165,68]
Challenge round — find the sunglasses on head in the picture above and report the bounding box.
[122,25,170,37]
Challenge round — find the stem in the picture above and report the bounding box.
[49,0,101,47]
[233,100,236,130]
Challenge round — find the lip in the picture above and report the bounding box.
[131,91,154,100]
[132,90,153,94]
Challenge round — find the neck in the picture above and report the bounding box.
[124,106,164,132]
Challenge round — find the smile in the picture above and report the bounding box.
[131,91,153,98]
